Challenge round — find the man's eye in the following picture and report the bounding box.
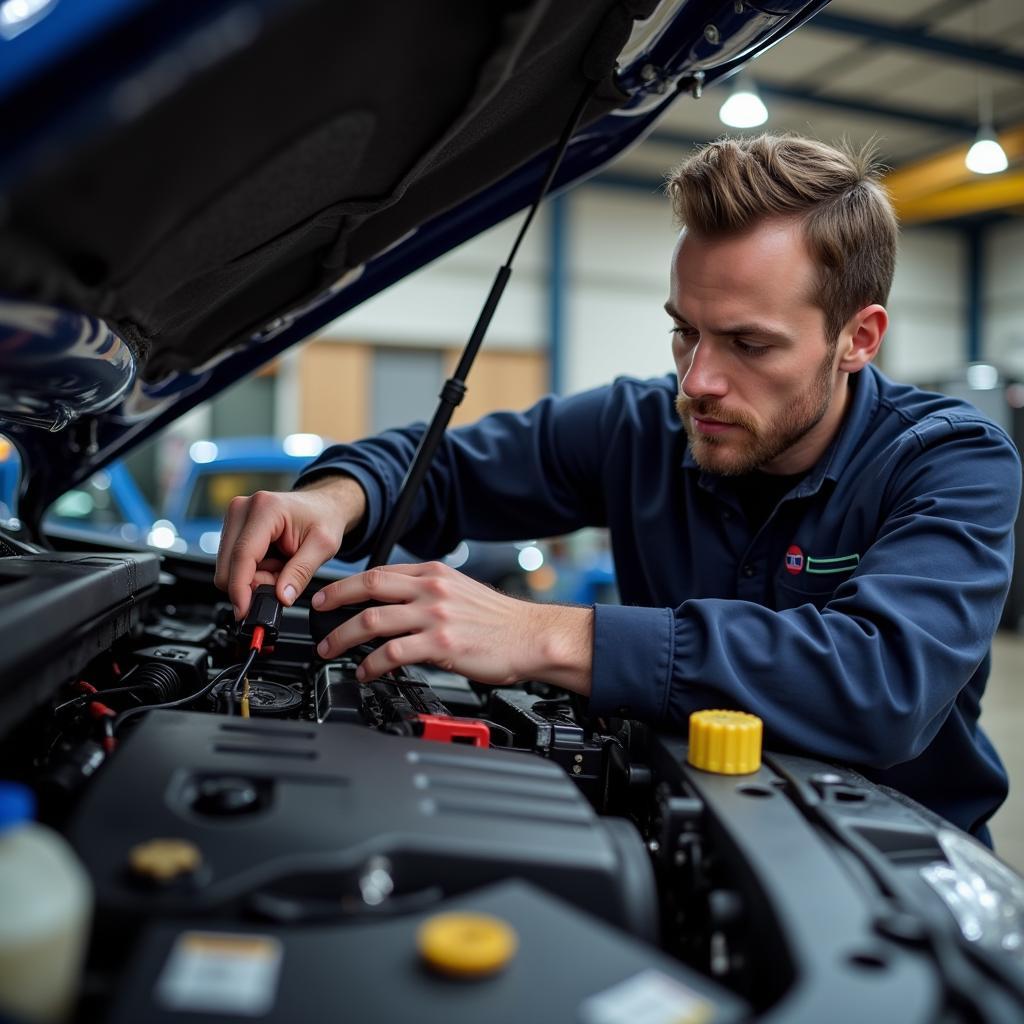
[734,339,768,357]
[670,326,697,339]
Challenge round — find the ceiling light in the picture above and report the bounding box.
[719,77,768,129]
[965,126,1008,175]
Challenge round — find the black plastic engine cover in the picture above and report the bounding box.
[67,710,658,939]
[107,881,747,1024]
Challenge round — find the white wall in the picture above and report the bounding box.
[564,186,679,394]
[883,227,967,383]
[985,220,1024,378]
[316,182,1009,400]
[325,214,548,351]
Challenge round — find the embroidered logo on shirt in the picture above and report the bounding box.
[783,549,861,576]
[806,553,860,575]
[784,545,804,574]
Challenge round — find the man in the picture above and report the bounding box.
[216,135,1020,841]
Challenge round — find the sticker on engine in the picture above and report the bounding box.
[155,931,283,1016]
[578,968,714,1024]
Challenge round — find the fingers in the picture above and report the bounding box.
[316,602,425,660]
[313,564,430,611]
[275,525,343,608]
[224,493,285,618]
[213,495,250,594]
[356,634,448,681]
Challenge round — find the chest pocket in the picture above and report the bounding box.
[773,560,859,611]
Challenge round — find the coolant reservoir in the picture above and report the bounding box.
[0,782,93,1023]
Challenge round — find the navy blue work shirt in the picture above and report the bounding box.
[298,365,1021,837]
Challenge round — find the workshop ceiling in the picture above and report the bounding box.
[615,0,1024,224]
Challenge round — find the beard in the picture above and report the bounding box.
[676,352,835,476]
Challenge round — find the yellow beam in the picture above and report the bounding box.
[885,125,1024,207]
[895,171,1024,224]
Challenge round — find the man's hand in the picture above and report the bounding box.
[214,475,366,618]
[312,562,594,695]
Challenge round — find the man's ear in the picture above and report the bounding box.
[836,304,887,373]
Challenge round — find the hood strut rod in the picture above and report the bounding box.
[368,79,599,569]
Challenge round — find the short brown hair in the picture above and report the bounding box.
[665,134,897,346]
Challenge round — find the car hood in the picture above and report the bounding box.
[0,0,827,530]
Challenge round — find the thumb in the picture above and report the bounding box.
[275,527,342,605]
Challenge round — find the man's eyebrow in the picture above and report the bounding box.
[663,304,791,344]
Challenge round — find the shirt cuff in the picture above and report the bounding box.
[589,604,674,720]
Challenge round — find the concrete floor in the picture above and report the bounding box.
[982,630,1024,872]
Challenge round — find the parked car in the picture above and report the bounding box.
[2,2,1022,1023]
[161,433,544,591]
[0,437,155,542]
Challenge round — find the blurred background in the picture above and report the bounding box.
[2,0,1023,859]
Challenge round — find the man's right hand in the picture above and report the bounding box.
[213,474,367,619]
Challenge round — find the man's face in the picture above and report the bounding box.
[668,217,847,477]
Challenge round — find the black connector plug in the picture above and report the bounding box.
[238,584,282,653]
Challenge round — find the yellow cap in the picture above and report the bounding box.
[128,838,202,882]
[417,912,518,978]
[687,709,762,775]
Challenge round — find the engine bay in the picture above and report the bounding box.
[2,545,1023,1023]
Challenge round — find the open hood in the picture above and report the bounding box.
[0,0,828,529]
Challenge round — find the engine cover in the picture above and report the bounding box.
[67,710,658,939]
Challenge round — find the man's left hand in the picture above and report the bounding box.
[311,562,594,695]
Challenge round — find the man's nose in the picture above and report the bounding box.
[680,341,728,399]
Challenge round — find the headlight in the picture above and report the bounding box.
[921,828,1024,958]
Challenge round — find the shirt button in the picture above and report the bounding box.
[742,564,756,578]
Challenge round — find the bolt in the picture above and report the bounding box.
[690,70,706,99]
[640,63,657,84]
[571,764,582,775]
[704,24,720,45]
[674,850,687,866]
[647,839,660,853]
[573,754,583,764]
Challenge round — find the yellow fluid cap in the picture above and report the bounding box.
[128,838,202,882]
[687,709,763,775]
[417,911,518,978]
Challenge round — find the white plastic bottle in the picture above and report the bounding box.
[0,782,93,1023]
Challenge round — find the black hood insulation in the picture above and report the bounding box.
[0,0,657,380]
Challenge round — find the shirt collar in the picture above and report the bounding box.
[681,364,882,500]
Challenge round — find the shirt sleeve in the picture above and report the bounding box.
[294,385,616,560]
[589,415,1021,770]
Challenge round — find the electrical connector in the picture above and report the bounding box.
[238,584,282,654]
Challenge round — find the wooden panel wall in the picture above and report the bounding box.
[445,349,549,426]
[298,342,371,441]
[299,341,549,439]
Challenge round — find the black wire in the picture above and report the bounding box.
[229,647,259,715]
[54,665,142,714]
[112,662,243,735]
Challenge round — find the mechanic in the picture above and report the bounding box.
[216,134,1021,842]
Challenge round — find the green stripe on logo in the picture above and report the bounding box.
[805,553,860,575]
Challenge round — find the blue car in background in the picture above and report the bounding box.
[0,435,154,542]
[162,434,326,554]
[163,434,546,593]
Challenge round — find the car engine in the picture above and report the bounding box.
[2,546,1024,1023]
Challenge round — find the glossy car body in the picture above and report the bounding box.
[4,3,1022,1023]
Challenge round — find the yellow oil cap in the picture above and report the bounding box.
[687,709,762,775]
[128,838,202,882]
[417,911,518,978]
